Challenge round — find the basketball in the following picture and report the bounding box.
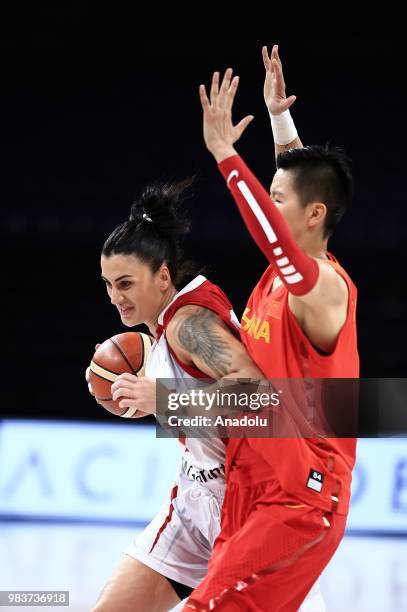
[88,332,154,417]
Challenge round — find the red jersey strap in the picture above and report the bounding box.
[161,279,240,379]
[218,155,319,296]
[326,253,343,273]
[155,323,164,342]
[162,282,239,332]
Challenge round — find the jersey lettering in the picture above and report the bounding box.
[242,307,271,344]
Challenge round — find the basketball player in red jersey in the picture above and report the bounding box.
[182,60,359,610]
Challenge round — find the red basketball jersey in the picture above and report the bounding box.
[235,254,359,515]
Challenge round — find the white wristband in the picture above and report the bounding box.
[269,109,298,146]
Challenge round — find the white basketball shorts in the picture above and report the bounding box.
[124,469,224,588]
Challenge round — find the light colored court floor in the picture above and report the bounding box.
[0,522,406,611]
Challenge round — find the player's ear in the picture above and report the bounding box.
[308,202,326,229]
[157,263,172,290]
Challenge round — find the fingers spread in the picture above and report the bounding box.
[219,68,234,109]
[223,74,239,112]
[285,95,297,109]
[235,114,255,137]
[272,58,285,89]
[271,44,282,69]
[220,67,233,93]
[199,83,210,111]
[228,74,239,96]
[210,71,220,104]
[262,45,271,71]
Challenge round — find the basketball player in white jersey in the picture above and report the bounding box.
[88,177,263,611]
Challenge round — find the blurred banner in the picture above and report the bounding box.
[0,420,181,523]
[0,420,406,534]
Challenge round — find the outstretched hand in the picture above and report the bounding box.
[263,44,296,116]
[199,68,254,163]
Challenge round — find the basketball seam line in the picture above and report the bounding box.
[91,359,121,377]
[110,337,138,375]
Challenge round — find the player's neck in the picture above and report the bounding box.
[146,286,178,337]
[298,234,329,260]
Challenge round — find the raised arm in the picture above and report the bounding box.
[199,69,318,297]
[262,44,303,159]
[199,69,348,354]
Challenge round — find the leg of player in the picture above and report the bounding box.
[91,556,182,612]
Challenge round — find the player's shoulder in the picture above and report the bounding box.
[165,304,227,363]
[191,278,233,305]
[319,256,355,293]
[310,257,349,308]
[167,304,229,342]
[316,257,347,283]
[169,278,233,319]
[167,304,221,331]
[170,303,206,319]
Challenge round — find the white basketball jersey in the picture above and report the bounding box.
[145,275,240,492]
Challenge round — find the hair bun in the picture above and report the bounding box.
[103,176,201,291]
[129,178,194,240]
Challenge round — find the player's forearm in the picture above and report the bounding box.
[218,154,319,296]
[159,377,266,426]
[275,135,303,159]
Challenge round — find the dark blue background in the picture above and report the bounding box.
[3,1,406,419]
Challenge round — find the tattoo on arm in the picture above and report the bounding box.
[176,309,233,377]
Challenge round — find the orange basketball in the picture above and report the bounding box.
[89,332,154,417]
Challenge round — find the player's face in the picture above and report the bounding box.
[101,254,171,327]
[270,169,309,242]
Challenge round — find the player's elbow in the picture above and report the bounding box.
[233,356,264,379]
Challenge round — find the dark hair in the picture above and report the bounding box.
[102,177,200,289]
[276,145,353,238]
